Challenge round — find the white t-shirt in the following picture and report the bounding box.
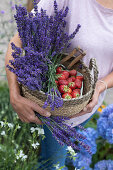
[32,0,113,126]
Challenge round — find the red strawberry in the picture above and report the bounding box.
[58,80,68,85]
[62,93,72,99]
[56,73,66,80]
[68,82,76,90]
[62,70,69,79]
[69,70,77,76]
[73,89,81,94]
[70,76,76,81]
[56,66,63,73]
[71,90,80,98]
[76,76,84,81]
[74,78,82,88]
[67,77,73,83]
[68,87,72,94]
[59,85,69,93]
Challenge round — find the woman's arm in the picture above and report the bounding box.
[70,71,113,118]
[5,33,51,124]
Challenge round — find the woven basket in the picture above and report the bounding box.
[19,50,98,117]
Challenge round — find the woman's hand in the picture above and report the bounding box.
[10,92,51,125]
[69,80,106,118]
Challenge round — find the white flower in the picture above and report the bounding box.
[36,127,44,135]
[0,121,4,127]
[53,163,60,170]
[32,142,40,149]
[66,146,77,156]
[112,129,113,134]
[16,150,27,161]
[30,127,35,133]
[7,123,14,129]
[30,127,44,135]
[1,131,6,136]
[21,155,27,161]
[17,125,21,129]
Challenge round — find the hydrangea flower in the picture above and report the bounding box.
[97,104,113,143]
[94,160,113,170]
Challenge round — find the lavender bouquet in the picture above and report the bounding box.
[7,0,91,154]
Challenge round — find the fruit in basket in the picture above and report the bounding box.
[74,78,82,88]
[56,73,66,80]
[62,93,72,99]
[62,70,69,79]
[67,77,73,83]
[69,69,77,76]
[70,76,76,81]
[56,66,63,73]
[76,75,84,81]
[58,80,68,85]
[71,90,80,98]
[73,88,81,94]
[59,85,72,94]
[68,82,76,90]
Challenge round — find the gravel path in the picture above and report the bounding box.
[0,0,113,105]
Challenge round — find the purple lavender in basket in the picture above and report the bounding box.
[6,0,81,111]
[6,0,90,153]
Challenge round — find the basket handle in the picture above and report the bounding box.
[89,58,99,94]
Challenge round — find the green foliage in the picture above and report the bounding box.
[0,82,44,169]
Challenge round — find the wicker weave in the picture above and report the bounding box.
[20,53,98,117]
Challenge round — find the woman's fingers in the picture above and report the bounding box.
[22,97,51,117]
[25,108,43,124]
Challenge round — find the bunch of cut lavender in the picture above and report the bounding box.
[6,0,91,153]
[35,112,92,154]
[7,0,81,110]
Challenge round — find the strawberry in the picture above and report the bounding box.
[71,90,80,98]
[68,87,72,94]
[59,85,72,94]
[74,78,82,88]
[62,70,69,79]
[59,85,69,93]
[70,76,76,81]
[58,80,68,85]
[73,88,81,94]
[56,66,63,73]
[69,69,77,76]
[56,73,66,80]
[62,93,72,99]
[67,77,73,84]
[68,82,76,90]
[76,76,84,81]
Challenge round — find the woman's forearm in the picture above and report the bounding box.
[5,33,22,97]
[96,71,113,94]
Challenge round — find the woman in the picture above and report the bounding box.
[5,0,113,169]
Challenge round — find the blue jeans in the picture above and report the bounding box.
[37,113,95,170]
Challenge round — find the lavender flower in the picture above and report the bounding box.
[6,0,87,151]
[35,112,92,154]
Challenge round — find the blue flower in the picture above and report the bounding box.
[97,117,108,139]
[94,160,113,170]
[106,128,113,144]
